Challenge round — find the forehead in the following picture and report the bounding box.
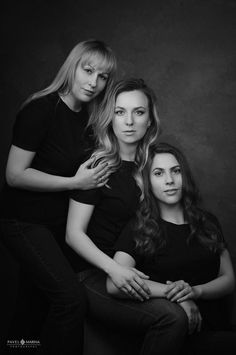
[115,90,148,107]
[80,52,111,73]
[151,153,179,168]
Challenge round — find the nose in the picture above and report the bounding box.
[165,172,174,185]
[89,74,97,88]
[125,112,134,126]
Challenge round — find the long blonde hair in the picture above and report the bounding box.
[91,78,161,192]
[22,39,117,112]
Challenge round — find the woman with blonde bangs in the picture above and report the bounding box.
[0,39,117,355]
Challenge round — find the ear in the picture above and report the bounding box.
[147,120,151,128]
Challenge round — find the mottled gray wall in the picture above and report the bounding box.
[1,0,236,326]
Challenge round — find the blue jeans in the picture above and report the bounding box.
[80,270,188,355]
[0,219,87,355]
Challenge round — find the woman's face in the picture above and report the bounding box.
[150,153,182,208]
[112,90,150,149]
[71,58,109,103]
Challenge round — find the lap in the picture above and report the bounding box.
[82,269,187,333]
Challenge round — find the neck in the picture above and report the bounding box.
[60,93,82,112]
[159,203,185,225]
[119,142,138,161]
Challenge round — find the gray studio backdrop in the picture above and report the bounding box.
[1,0,236,328]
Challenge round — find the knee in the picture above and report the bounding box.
[151,300,188,334]
[52,279,88,319]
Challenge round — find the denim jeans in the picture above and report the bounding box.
[81,270,188,355]
[0,219,87,355]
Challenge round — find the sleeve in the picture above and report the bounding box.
[115,221,138,261]
[70,187,102,206]
[12,96,54,151]
[206,212,227,249]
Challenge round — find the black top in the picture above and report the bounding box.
[0,93,94,225]
[70,161,140,269]
[116,218,229,330]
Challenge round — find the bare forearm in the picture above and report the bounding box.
[193,274,235,300]
[66,230,117,275]
[7,168,76,192]
[145,279,167,298]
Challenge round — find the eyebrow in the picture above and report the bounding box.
[85,63,109,75]
[152,165,180,172]
[115,106,146,109]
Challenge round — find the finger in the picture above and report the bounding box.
[197,314,202,332]
[171,287,192,302]
[165,282,177,295]
[166,280,173,285]
[125,285,144,301]
[133,268,150,279]
[176,294,192,303]
[133,276,150,294]
[95,167,111,179]
[189,316,197,335]
[82,156,95,168]
[131,280,150,299]
[166,285,182,300]
[93,162,109,174]
[96,179,109,187]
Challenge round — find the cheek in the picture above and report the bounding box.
[98,80,107,92]
[112,120,121,135]
[150,179,162,198]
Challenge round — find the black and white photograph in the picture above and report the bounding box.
[1,1,236,354]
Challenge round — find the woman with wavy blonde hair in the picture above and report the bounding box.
[66,79,190,355]
[0,39,117,355]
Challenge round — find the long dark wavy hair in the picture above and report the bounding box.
[134,142,225,257]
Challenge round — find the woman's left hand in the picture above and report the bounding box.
[165,280,200,302]
[108,263,150,301]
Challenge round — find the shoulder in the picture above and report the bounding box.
[20,93,59,115]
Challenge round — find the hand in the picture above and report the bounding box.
[109,264,150,302]
[179,300,202,334]
[165,280,201,303]
[72,157,111,190]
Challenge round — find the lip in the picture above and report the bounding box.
[83,89,95,96]
[123,130,136,134]
[164,189,178,195]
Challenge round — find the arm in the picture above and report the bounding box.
[6,145,110,192]
[193,249,235,300]
[66,199,150,300]
[107,251,167,300]
[169,249,235,303]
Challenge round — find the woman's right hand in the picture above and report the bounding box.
[108,263,151,301]
[72,157,111,190]
[179,300,202,334]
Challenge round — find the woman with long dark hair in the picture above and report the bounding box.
[108,142,236,354]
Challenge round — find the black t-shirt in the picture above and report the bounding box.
[0,93,94,225]
[70,161,141,269]
[116,218,229,330]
